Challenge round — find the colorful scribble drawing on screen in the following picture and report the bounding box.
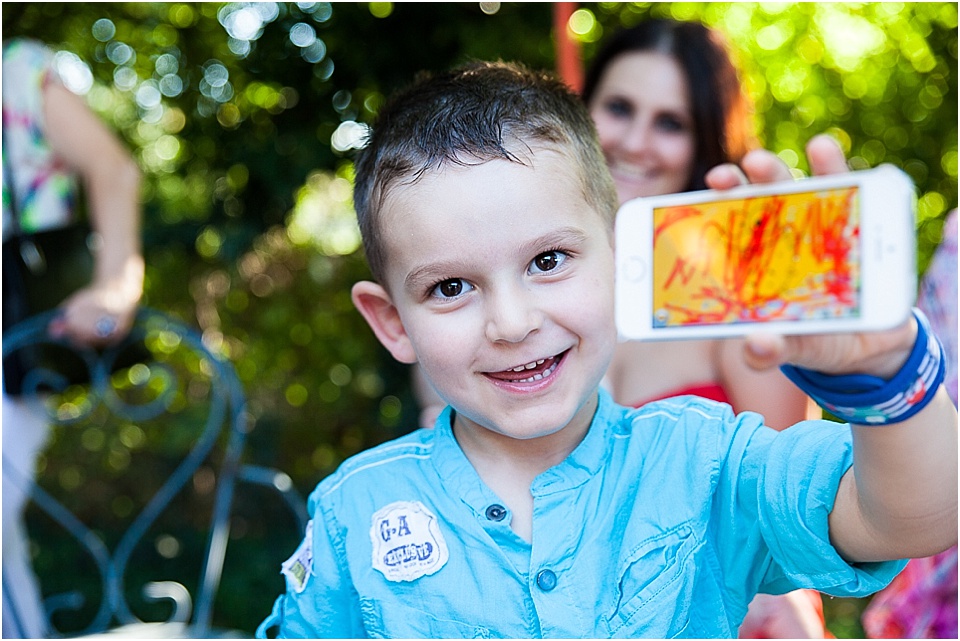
[652,187,860,327]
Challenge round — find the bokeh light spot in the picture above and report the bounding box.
[756,23,791,51]
[329,364,352,387]
[92,18,116,42]
[330,121,370,152]
[369,3,392,18]
[54,51,94,95]
[285,383,309,407]
[289,22,317,47]
[196,227,224,259]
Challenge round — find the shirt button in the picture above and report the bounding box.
[536,569,558,591]
[485,504,507,521]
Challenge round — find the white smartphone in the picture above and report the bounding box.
[615,164,917,341]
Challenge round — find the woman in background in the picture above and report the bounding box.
[582,19,825,638]
[2,38,144,637]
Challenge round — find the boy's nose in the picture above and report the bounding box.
[484,287,542,344]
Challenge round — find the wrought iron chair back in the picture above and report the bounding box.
[2,307,264,637]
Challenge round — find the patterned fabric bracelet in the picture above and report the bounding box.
[780,309,946,425]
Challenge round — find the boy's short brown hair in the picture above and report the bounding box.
[353,60,619,285]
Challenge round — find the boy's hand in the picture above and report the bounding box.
[711,135,956,564]
[705,134,915,379]
[737,321,916,379]
[705,134,849,191]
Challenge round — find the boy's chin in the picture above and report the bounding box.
[463,420,570,443]
[454,398,597,443]
[498,421,569,441]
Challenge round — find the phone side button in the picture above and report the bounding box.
[622,256,647,283]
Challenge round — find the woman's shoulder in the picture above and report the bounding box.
[2,38,60,122]
[3,38,55,76]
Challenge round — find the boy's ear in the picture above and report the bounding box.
[351,281,418,364]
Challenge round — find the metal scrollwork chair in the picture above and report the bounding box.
[2,308,307,638]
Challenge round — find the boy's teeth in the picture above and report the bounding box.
[512,359,546,372]
[514,359,559,383]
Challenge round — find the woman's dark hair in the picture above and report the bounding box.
[582,19,757,192]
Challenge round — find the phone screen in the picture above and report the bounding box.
[651,187,861,328]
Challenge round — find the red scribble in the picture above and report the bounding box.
[663,258,697,290]
[656,188,858,325]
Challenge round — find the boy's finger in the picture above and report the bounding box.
[806,134,849,176]
[742,333,791,371]
[704,163,749,190]
[739,149,794,185]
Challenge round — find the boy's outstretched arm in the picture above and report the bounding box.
[707,135,959,564]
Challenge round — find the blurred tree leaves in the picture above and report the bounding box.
[3,3,956,634]
[3,1,558,483]
[584,2,957,267]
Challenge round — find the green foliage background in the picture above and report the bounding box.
[3,2,956,636]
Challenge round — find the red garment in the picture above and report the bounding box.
[630,383,830,639]
[629,382,731,407]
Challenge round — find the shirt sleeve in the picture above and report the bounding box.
[256,500,366,638]
[756,420,907,597]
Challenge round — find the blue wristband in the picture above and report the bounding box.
[780,309,946,425]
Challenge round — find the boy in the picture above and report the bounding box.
[258,62,957,638]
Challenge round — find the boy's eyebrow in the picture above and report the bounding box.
[403,262,465,294]
[403,226,590,292]
[517,226,589,257]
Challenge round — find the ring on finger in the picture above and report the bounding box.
[95,316,117,338]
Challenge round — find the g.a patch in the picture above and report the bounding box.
[370,500,449,582]
[281,520,313,593]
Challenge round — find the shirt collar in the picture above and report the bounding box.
[532,388,615,495]
[429,388,617,503]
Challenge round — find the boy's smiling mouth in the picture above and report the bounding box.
[485,351,567,384]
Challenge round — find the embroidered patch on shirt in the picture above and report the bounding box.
[370,500,449,582]
[281,519,313,593]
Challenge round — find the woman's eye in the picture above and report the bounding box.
[655,114,686,132]
[431,279,472,299]
[604,98,632,118]
[530,251,567,274]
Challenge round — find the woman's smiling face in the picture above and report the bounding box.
[589,51,697,203]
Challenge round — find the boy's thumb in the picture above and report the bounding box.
[743,333,789,371]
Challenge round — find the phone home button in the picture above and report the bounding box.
[622,256,646,283]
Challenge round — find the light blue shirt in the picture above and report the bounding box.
[258,389,904,638]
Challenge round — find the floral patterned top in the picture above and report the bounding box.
[918,209,959,406]
[2,38,78,242]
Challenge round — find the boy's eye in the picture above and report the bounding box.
[530,250,567,274]
[431,278,472,299]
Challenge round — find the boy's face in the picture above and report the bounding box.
[354,149,617,442]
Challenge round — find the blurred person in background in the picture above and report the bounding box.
[580,19,824,639]
[2,38,144,638]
